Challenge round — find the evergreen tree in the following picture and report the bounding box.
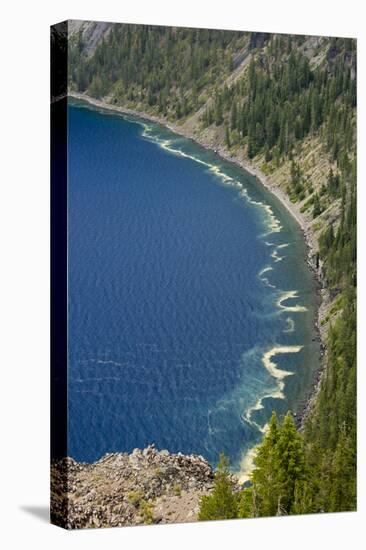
[275,412,307,513]
[70,29,357,517]
[225,124,231,148]
[238,412,307,518]
[198,454,238,521]
[230,101,238,130]
[250,412,281,517]
[214,92,224,126]
[328,427,356,512]
[313,193,321,218]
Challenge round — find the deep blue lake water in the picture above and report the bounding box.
[67,101,319,473]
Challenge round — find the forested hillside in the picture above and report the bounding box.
[67,22,357,515]
[68,24,249,117]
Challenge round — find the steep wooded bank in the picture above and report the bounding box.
[67,22,357,515]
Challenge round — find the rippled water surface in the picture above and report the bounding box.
[67,101,319,471]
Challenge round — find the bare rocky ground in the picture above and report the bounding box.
[51,445,225,529]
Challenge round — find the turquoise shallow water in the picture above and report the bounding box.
[67,100,319,471]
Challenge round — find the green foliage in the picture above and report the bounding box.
[328,427,357,512]
[139,500,155,524]
[128,491,156,524]
[312,193,322,218]
[249,412,281,516]
[303,289,356,513]
[200,413,308,520]
[327,168,341,198]
[318,165,356,288]
[71,27,357,517]
[237,486,255,518]
[301,150,356,513]
[127,490,143,507]
[201,35,356,182]
[288,161,304,201]
[198,454,239,521]
[276,413,307,512]
[173,483,182,496]
[69,24,247,120]
[225,124,231,148]
[199,404,356,519]
[246,412,307,517]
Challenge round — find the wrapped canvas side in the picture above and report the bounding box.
[50,21,69,529]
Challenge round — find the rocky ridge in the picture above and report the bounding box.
[51,445,227,529]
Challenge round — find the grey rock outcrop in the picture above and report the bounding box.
[51,444,216,529]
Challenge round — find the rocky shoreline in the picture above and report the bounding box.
[68,92,312,239]
[51,445,227,529]
[68,91,328,429]
[68,92,323,282]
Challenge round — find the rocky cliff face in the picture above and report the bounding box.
[51,445,219,529]
[68,20,113,57]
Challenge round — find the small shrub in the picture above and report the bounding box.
[127,490,143,507]
[173,484,182,496]
[140,500,154,524]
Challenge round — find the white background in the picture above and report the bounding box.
[1,0,365,548]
